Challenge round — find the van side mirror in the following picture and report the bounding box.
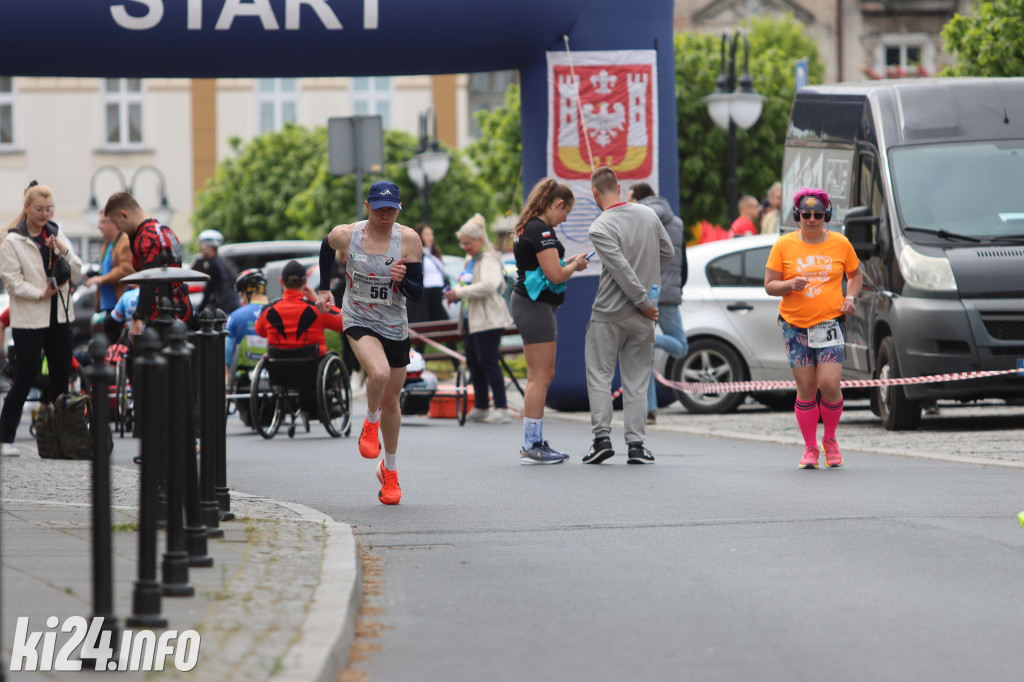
[844,205,881,258]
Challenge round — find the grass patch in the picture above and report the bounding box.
[112,521,138,532]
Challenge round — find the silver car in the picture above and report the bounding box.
[663,233,794,413]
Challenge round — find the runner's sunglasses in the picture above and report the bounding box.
[799,211,825,220]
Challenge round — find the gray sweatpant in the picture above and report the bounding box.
[584,313,655,445]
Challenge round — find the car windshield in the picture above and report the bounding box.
[890,140,1024,241]
[888,139,1024,240]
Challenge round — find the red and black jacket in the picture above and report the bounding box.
[254,289,343,356]
[129,219,193,324]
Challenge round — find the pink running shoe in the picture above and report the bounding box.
[822,437,844,468]
[799,445,819,469]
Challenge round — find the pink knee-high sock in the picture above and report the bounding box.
[820,398,843,440]
[794,398,820,448]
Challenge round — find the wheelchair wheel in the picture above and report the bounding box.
[454,365,469,427]
[250,358,282,439]
[114,358,132,438]
[316,354,352,438]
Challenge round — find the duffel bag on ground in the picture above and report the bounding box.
[34,393,112,460]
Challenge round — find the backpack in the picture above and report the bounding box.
[34,393,112,460]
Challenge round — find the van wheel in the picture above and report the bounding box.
[671,339,747,414]
[875,337,921,430]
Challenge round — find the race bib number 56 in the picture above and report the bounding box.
[350,272,393,305]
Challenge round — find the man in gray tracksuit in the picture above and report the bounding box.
[583,166,674,465]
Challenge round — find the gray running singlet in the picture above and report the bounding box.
[341,221,408,340]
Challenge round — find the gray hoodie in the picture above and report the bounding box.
[588,202,674,323]
[639,195,686,306]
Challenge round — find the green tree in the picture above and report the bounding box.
[941,0,1024,77]
[675,15,824,233]
[193,125,492,255]
[466,83,523,219]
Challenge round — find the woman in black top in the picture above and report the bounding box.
[510,178,588,465]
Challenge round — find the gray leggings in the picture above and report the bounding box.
[510,292,558,344]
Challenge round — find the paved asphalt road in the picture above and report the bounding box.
[114,401,1024,682]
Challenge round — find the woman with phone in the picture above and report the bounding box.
[0,182,81,456]
[509,178,588,464]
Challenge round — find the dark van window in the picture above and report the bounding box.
[707,247,772,287]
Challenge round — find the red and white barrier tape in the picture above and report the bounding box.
[408,329,524,417]
[408,329,467,364]
[650,367,1023,395]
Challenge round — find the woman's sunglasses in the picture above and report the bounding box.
[800,211,824,220]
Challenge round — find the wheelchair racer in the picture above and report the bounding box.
[226,268,270,427]
[255,260,343,356]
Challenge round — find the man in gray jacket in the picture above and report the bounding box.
[583,167,674,465]
[629,182,688,424]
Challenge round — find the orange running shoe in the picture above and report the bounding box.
[358,418,381,459]
[376,460,401,505]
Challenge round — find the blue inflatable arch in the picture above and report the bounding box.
[1,0,678,411]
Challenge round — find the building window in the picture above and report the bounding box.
[102,78,145,149]
[875,34,935,78]
[469,71,517,138]
[351,77,392,129]
[256,78,299,134]
[0,77,13,149]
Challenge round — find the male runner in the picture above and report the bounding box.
[316,181,423,505]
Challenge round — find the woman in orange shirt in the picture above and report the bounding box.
[765,188,862,469]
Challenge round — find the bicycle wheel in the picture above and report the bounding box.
[454,365,469,426]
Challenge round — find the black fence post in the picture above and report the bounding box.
[127,329,168,628]
[82,337,119,669]
[176,325,213,567]
[213,310,234,521]
[161,321,194,596]
[197,310,223,537]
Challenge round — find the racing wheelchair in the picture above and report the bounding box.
[248,344,352,439]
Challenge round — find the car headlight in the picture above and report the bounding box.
[897,243,957,292]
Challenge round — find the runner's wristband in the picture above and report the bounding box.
[396,261,423,301]
[318,237,335,291]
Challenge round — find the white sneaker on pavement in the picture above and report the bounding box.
[466,407,489,423]
[483,408,511,424]
[2,442,19,457]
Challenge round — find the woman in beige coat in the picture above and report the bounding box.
[0,183,82,456]
[445,214,514,424]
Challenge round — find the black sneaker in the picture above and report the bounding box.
[582,437,615,464]
[626,442,655,464]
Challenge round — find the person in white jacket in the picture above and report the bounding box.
[445,214,514,424]
[0,182,82,456]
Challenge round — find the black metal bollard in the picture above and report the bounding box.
[126,329,168,628]
[213,310,234,521]
[196,310,223,537]
[151,295,179,530]
[82,336,120,669]
[176,327,213,567]
[161,321,194,596]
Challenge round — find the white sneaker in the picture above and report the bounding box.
[466,407,489,422]
[1,442,19,457]
[483,408,511,424]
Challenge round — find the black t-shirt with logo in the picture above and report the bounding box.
[512,217,566,306]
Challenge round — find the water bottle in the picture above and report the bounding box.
[648,284,660,306]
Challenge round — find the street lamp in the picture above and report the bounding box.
[130,165,174,226]
[702,30,765,224]
[405,107,450,223]
[84,165,127,228]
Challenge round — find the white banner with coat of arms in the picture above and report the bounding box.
[546,49,659,262]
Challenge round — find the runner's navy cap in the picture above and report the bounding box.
[367,181,402,210]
